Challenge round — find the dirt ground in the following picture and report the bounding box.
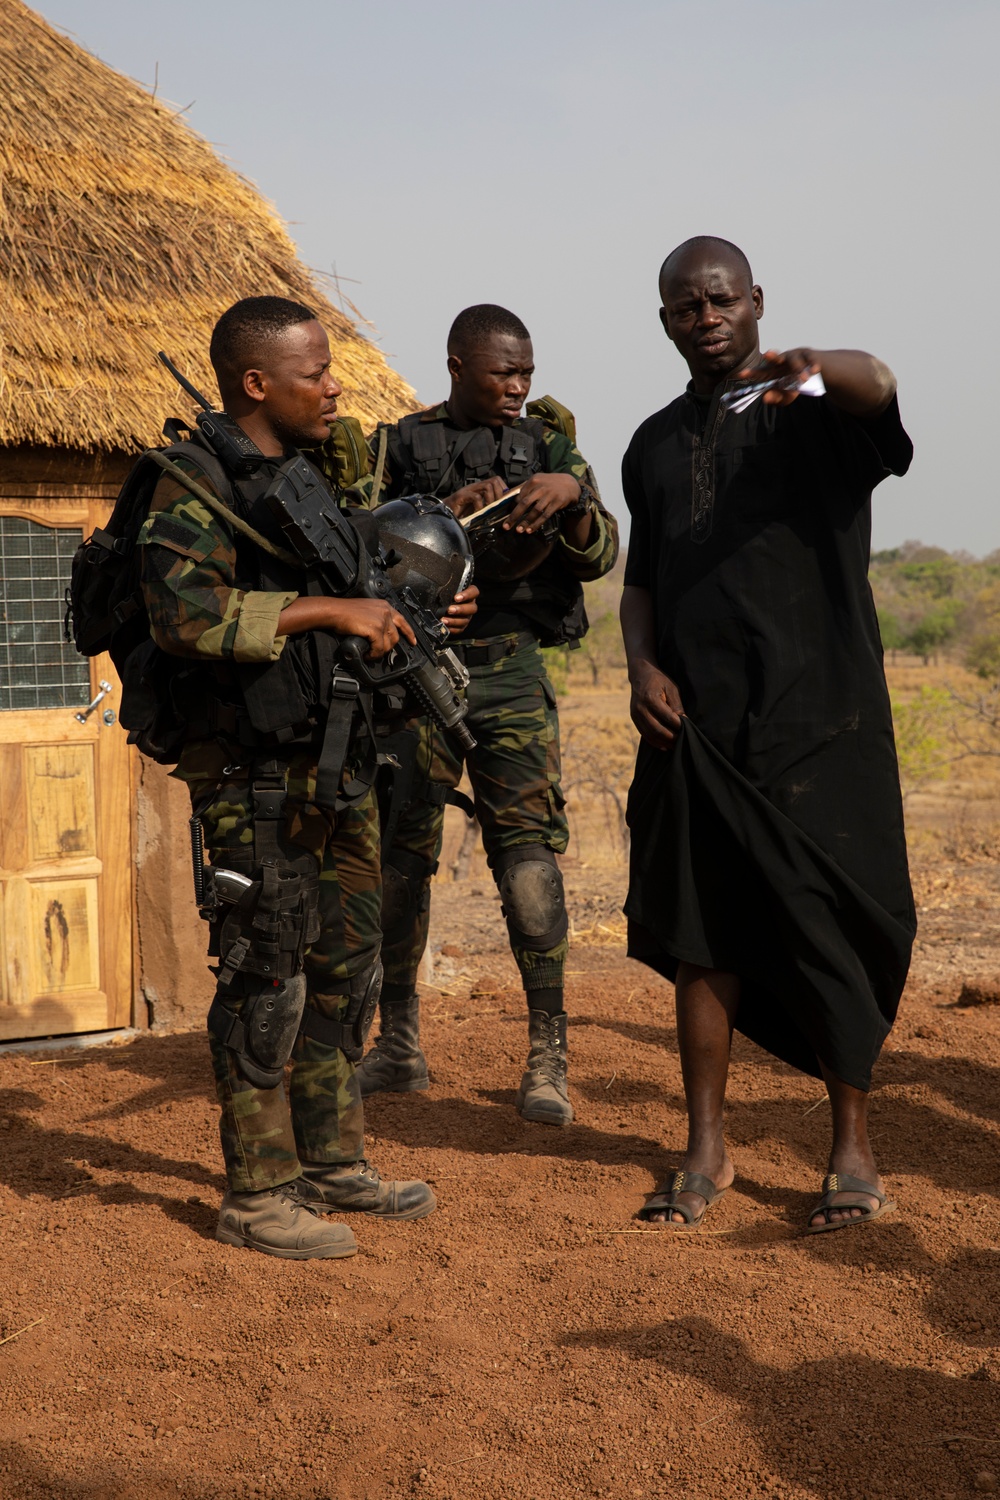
[2,674,1000,1500]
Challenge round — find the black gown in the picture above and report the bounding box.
[621,380,915,1092]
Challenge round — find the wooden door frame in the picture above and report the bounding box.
[0,490,137,1034]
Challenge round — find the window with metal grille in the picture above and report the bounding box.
[0,517,91,711]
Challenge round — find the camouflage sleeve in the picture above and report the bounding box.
[138,459,298,663]
[540,429,621,582]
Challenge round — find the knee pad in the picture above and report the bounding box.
[208,975,307,1090]
[492,846,568,953]
[297,957,383,1063]
[380,847,436,946]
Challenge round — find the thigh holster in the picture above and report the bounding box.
[491,845,568,953]
[380,846,438,946]
[202,767,321,1088]
[297,958,383,1063]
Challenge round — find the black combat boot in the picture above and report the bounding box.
[355,990,429,1097]
[516,1009,573,1126]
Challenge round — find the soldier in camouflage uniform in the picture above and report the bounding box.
[135,296,462,1259]
[352,304,619,1125]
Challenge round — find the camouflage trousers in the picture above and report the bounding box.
[185,749,381,1193]
[381,637,569,994]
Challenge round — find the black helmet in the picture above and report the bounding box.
[372,495,474,615]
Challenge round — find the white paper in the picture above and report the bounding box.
[720,369,826,414]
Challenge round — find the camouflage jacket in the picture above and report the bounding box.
[138,455,298,664]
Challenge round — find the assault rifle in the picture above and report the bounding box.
[263,454,476,752]
[156,353,476,754]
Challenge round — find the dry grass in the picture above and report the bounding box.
[0,0,416,451]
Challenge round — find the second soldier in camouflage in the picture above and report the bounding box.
[351,304,619,1124]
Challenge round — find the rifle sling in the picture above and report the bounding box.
[145,450,304,571]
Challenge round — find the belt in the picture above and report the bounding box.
[450,630,535,668]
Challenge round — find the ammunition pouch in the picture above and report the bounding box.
[297,958,383,1063]
[491,845,568,953]
[207,975,307,1090]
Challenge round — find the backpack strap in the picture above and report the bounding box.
[369,424,389,505]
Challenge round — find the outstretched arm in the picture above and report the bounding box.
[737,348,896,417]
[620,584,685,749]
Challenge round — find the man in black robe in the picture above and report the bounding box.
[620,236,915,1232]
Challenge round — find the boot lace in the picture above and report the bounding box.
[275,1181,321,1217]
[532,1016,567,1085]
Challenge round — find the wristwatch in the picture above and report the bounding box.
[559,482,598,521]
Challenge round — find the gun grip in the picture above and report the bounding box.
[340,635,370,667]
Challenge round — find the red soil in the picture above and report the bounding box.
[1,865,999,1500]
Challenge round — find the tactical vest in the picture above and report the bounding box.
[386,412,547,497]
[121,437,363,767]
[383,413,588,647]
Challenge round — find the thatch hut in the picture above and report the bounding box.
[0,0,416,1042]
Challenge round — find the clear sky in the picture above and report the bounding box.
[37,0,1000,555]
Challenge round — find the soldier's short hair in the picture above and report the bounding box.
[210,296,318,385]
[659,237,754,291]
[448,304,531,357]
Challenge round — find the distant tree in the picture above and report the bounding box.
[903,601,963,664]
[965,633,1000,680]
[963,580,1000,680]
[898,557,961,599]
[890,685,953,799]
[877,608,904,658]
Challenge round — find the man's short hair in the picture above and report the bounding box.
[210,295,317,386]
[659,237,754,290]
[447,304,531,357]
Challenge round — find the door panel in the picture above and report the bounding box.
[0,503,133,1039]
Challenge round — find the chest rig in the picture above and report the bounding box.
[388,413,546,497]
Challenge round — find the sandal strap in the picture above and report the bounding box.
[819,1173,886,1207]
[660,1170,721,1205]
[636,1169,721,1224]
[638,1195,700,1225]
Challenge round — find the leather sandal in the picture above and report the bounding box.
[806,1172,896,1234]
[636,1169,727,1229]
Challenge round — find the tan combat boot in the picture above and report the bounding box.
[216,1181,358,1260]
[516,1009,574,1126]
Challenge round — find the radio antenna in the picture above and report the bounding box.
[157,351,215,412]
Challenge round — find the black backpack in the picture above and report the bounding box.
[64,448,167,676]
[64,439,291,764]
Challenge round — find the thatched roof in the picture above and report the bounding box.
[0,0,416,453]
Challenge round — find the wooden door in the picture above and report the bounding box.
[0,500,132,1040]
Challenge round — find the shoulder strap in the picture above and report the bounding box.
[370,425,389,505]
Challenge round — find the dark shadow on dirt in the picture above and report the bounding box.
[364,1088,671,1172]
[923,1248,1000,1348]
[0,1444,267,1500]
[561,1315,1000,1500]
[572,1013,678,1049]
[0,1085,224,1221]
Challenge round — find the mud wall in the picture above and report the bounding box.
[134,755,214,1030]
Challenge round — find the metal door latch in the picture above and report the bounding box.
[75,680,112,723]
